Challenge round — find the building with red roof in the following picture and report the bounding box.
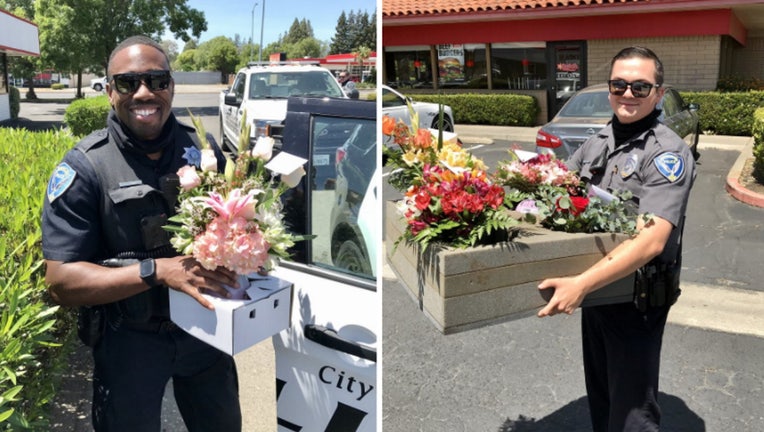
[0,8,39,122]
[382,0,764,122]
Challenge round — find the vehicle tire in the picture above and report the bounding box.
[334,238,372,275]
[431,115,454,132]
[93,84,103,92]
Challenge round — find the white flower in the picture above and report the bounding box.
[200,149,218,172]
[251,136,275,161]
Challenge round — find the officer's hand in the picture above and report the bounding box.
[537,277,586,317]
[156,257,240,310]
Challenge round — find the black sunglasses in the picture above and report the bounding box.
[607,79,660,98]
[110,70,172,95]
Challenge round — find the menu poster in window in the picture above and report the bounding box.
[438,44,465,83]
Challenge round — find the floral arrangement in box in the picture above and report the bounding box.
[164,113,307,294]
[495,150,646,234]
[383,109,519,249]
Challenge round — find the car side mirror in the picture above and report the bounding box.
[688,102,700,112]
[224,93,240,106]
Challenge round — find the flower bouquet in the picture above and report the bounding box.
[164,112,307,299]
[383,107,518,250]
[495,150,645,234]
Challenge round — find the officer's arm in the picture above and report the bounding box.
[45,259,154,306]
[45,257,238,309]
[537,215,673,316]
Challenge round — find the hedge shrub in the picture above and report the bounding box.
[0,129,78,430]
[751,108,764,183]
[680,91,764,136]
[400,93,538,127]
[63,95,110,137]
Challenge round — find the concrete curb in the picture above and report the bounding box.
[724,137,764,208]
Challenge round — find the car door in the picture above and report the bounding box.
[271,96,378,432]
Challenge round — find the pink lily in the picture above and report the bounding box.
[204,188,258,221]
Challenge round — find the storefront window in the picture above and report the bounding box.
[384,46,432,89]
[438,44,487,89]
[491,43,547,90]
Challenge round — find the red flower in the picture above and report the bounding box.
[570,196,589,216]
[414,190,431,210]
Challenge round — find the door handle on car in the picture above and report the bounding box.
[304,324,377,362]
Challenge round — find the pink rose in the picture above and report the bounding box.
[177,165,201,191]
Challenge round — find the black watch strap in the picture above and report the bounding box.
[139,258,159,288]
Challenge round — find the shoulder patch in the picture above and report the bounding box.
[47,162,77,202]
[653,152,685,182]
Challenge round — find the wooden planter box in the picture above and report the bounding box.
[385,201,633,334]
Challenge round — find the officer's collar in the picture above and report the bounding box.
[107,110,178,156]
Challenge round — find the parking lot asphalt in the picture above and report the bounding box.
[6,96,764,431]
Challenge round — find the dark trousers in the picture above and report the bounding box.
[91,322,242,432]
[582,302,670,432]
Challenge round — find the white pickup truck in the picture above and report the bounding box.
[219,62,348,155]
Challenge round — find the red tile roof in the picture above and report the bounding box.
[382,0,650,17]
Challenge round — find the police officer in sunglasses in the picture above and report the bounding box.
[42,36,242,431]
[538,46,696,431]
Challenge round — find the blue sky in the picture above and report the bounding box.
[181,0,376,48]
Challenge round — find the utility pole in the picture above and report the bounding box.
[250,2,258,62]
[259,0,266,63]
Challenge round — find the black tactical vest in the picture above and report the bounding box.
[75,125,202,321]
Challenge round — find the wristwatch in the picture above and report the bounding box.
[139,258,159,288]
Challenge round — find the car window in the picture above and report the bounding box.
[249,71,344,99]
[382,88,405,108]
[660,89,679,117]
[310,116,377,278]
[232,73,246,101]
[559,91,612,118]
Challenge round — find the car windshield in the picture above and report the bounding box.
[558,91,613,118]
[249,71,344,99]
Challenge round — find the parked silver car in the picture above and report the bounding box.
[535,83,700,160]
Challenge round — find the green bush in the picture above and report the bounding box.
[399,93,538,126]
[63,95,111,137]
[751,108,764,183]
[681,91,764,136]
[8,87,20,119]
[0,129,78,430]
[50,83,66,90]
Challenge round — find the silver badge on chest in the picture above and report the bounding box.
[621,154,639,178]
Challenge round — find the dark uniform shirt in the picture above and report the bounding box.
[566,121,696,262]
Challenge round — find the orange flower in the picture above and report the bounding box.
[382,115,396,136]
[413,128,433,149]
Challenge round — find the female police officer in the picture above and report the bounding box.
[42,36,242,431]
[537,46,696,431]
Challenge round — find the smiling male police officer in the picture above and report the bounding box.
[537,46,696,431]
[42,36,242,431]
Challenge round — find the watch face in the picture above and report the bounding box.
[140,259,156,285]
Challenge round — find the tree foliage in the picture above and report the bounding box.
[329,9,375,55]
[197,36,239,82]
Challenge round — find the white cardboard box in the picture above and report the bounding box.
[169,275,293,355]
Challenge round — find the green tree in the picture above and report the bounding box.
[329,12,351,54]
[160,39,180,65]
[197,36,239,83]
[330,9,375,55]
[282,18,314,44]
[174,49,200,71]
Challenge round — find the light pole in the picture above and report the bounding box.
[250,2,258,63]
[258,0,265,63]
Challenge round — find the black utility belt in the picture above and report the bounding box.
[634,263,681,312]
